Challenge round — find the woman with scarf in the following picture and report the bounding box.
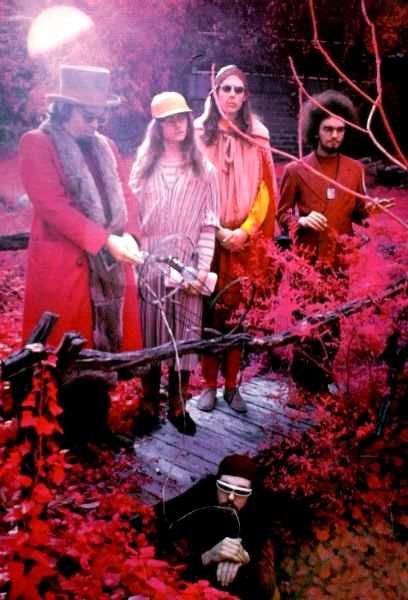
[195,65,278,413]
[129,92,218,436]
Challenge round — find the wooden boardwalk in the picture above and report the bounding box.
[133,376,313,505]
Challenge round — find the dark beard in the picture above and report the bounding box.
[220,500,239,511]
[319,142,341,155]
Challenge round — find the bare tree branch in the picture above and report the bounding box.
[308,0,407,168]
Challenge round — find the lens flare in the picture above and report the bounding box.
[27,6,93,57]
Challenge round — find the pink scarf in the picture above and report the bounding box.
[195,117,270,227]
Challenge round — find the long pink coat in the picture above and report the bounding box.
[19,129,142,350]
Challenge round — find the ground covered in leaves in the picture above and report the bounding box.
[0,156,407,598]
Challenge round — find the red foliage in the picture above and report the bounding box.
[0,147,407,598]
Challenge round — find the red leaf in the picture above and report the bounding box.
[35,416,59,436]
[50,464,65,485]
[367,473,382,489]
[373,519,392,536]
[32,483,53,504]
[17,474,33,488]
[29,518,50,545]
[319,561,332,579]
[20,412,36,429]
[21,393,36,408]
[314,527,330,542]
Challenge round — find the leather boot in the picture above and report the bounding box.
[168,368,196,436]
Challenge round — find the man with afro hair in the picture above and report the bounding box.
[278,89,370,264]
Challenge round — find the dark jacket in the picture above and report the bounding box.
[155,475,276,599]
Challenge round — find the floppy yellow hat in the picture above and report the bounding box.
[151,91,192,119]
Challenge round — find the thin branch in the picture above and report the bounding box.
[308,0,374,104]
[360,0,407,167]
[361,0,382,97]
[62,277,406,375]
[297,84,304,159]
[308,0,407,167]
[366,103,407,169]
[289,56,407,171]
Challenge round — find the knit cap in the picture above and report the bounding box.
[217,454,257,484]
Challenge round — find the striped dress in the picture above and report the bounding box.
[129,158,219,370]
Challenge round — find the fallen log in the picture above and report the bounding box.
[1,277,406,381]
[1,311,58,379]
[68,276,407,377]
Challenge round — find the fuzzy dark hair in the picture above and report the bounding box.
[47,101,75,125]
[135,112,205,180]
[302,90,358,147]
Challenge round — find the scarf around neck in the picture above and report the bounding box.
[41,120,128,352]
[195,117,269,227]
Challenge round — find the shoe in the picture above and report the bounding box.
[197,388,217,412]
[224,388,247,413]
[104,432,135,451]
[66,443,100,464]
[132,411,161,437]
[168,411,197,436]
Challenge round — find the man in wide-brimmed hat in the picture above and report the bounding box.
[20,65,143,352]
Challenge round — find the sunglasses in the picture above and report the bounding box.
[219,84,245,95]
[79,107,108,125]
[216,479,252,497]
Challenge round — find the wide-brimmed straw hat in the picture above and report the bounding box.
[151,91,191,119]
[46,65,121,107]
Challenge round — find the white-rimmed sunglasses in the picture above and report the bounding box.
[216,479,253,498]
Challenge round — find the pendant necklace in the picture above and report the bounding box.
[326,155,340,201]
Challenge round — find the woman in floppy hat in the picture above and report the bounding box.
[129,91,219,436]
[195,65,278,414]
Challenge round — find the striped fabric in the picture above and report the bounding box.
[130,158,219,370]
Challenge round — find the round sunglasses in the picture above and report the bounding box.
[216,479,252,497]
[219,84,245,95]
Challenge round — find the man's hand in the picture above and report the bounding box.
[216,561,241,587]
[122,233,145,264]
[298,211,328,231]
[366,197,395,215]
[216,226,231,244]
[201,537,249,566]
[218,228,249,251]
[106,233,144,265]
[184,269,209,296]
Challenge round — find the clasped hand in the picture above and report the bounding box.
[217,227,249,251]
[106,233,145,265]
[201,537,250,587]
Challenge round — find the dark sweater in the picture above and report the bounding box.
[155,475,276,599]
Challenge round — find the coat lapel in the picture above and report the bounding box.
[296,152,355,207]
[296,152,328,209]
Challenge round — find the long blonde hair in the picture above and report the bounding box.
[134,113,205,180]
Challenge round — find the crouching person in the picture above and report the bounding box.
[155,454,279,599]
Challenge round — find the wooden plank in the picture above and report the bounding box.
[132,375,314,505]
